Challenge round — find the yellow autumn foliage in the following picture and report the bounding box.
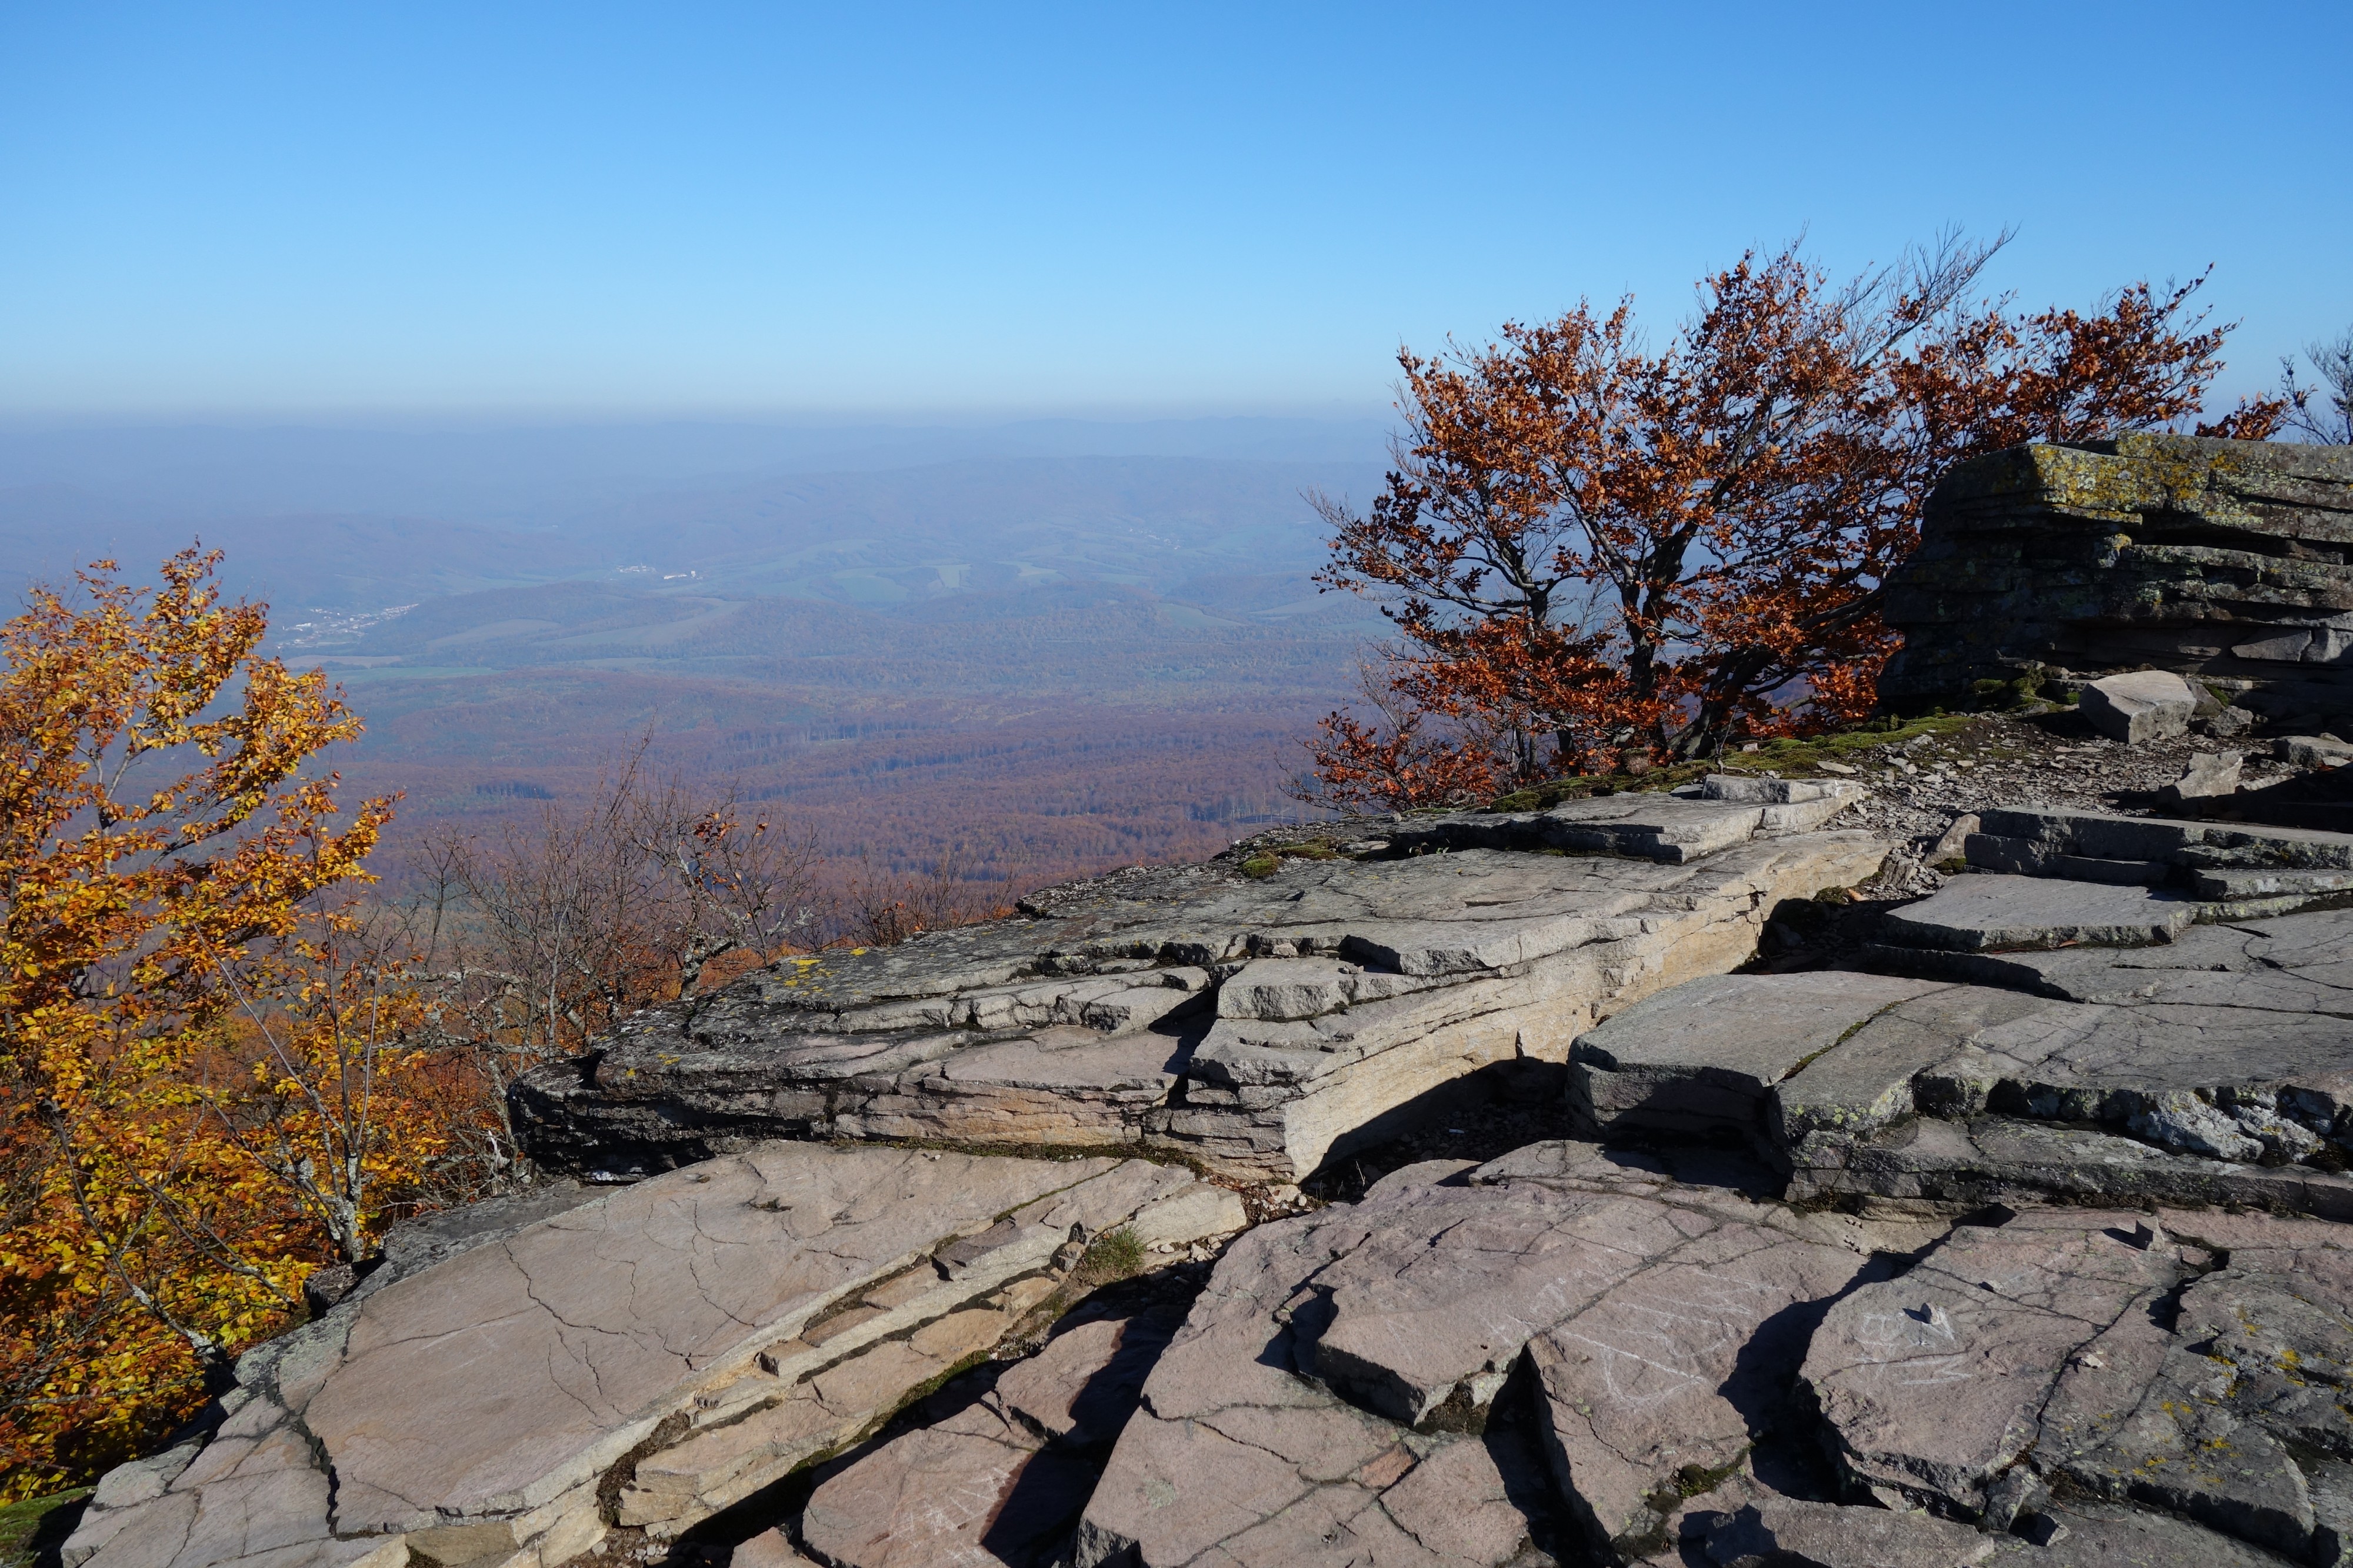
[0,550,447,1498]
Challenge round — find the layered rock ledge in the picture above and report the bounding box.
[1882,433,2353,725]
[514,783,1884,1183]
[62,1146,1246,1568]
[1881,435,2353,726]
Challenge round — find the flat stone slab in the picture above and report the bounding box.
[66,1145,1237,1568]
[1807,1207,2353,1565]
[1880,875,2203,951]
[1393,778,1865,863]
[1569,971,1947,1143]
[1788,1116,2353,1219]
[1804,1209,2191,1518]
[516,832,1891,1182]
[1072,1147,1937,1567]
[1870,905,2353,1015]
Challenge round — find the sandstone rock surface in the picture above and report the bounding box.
[1071,1151,1939,1567]
[63,1145,1241,1568]
[72,778,2353,1568]
[515,817,1889,1183]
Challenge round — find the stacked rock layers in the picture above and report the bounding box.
[1880,435,2353,724]
[514,779,1883,1184]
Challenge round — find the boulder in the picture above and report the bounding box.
[2159,749,2242,803]
[2079,670,2198,745]
[514,828,1891,1183]
[2280,733,2353,768]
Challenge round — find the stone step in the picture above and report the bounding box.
[1787,1115,2353,1219]
[1568,938,2353,1203]
[1882,873,2205,950]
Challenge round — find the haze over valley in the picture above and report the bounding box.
[0,421,1392,885]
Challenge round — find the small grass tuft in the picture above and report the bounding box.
[1238,854,1281,880]
[1077,1226,1146,1285]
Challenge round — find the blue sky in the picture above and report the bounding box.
[2,2,2347,418]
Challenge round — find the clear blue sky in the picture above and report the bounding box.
[2,1,2346,419]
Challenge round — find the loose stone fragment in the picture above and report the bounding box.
[2161,750,2243,803]
[2080,670,2198,745]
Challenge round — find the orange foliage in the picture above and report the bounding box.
[1307,240,2286,808]
[0,551,441,1497]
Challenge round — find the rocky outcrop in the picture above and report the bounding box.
[1069,1147,1942,1568]
[1880,435,2353,727]
[1066,1142,2353,1568]
[514,785,1886,1183]
[69,782,2353,1568]
[1564,805,2353,1219]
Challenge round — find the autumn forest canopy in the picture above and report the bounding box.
[2,235,2349,1501]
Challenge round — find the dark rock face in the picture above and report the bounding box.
[1880,435,2353,725]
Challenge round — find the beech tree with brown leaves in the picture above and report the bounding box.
[1305,238,2285,808]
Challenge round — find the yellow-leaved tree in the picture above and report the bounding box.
[0,549,448,1498]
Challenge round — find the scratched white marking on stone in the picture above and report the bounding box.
[1851,1307,1971,1384]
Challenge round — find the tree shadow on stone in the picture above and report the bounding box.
[1720,1253,1915,1504]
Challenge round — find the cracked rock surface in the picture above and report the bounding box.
[1070,1148,1942,1568]
[61,1145,1244,1568]
[67,778,2353,1568]
[514,816,1890,1183]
